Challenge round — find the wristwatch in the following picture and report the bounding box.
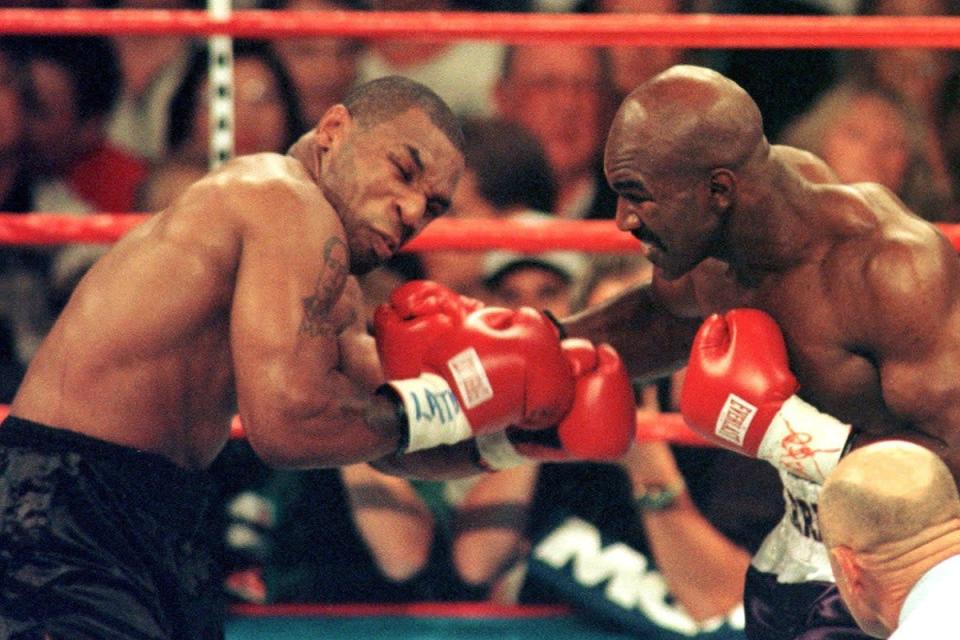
[632,477,687,513]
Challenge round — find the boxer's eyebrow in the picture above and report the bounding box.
[403,144,451,216]
[610,180,653,200]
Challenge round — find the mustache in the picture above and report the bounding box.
[632,226,666,251]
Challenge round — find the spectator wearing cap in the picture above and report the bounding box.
[482,247,591,317]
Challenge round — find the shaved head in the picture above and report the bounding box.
[606,64,766,177]
[820,440,960,552]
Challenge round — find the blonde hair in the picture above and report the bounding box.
[820,441,960,551]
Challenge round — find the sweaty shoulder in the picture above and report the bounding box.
[149,153,342,279]
[208,153,332,227]
[772,145,838,185]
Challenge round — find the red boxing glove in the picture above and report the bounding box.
[475,339,636,469]
[680,308,851,483]
[382,306,576,453]
[374,280,484,379]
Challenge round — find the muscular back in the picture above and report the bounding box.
[12,153,372,469]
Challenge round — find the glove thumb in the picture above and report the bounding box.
[595,343,627,376]
[693,313,731,364]
[561,339,598,377]
[726,308,789,359]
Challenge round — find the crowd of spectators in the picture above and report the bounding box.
[2,0,960,635]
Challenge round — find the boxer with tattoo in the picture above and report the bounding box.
[0,76,633,638]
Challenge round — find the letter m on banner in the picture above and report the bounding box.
[526,515,746,639]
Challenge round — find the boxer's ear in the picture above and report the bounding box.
[315,104,352,150]
[829,545,863,596]
[708,169,735,216]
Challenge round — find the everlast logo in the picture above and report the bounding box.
[715,394,757,447]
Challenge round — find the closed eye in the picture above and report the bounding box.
[425,199,448,220]
[393,160,413,183]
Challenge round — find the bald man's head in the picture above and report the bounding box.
[605,64,766,178]
[820,441,960,552]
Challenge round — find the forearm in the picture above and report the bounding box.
[243,377,405,469]
[341,463,435,582]
[453,517,530,588]
[641,496,750,621]
[561,283,699,384]
[452,464,538,586]
[621,441,748,621]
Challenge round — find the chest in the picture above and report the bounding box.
[723,268,887,422]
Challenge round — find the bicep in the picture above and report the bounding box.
[876,322,960,452]
[231,209,348,432]
[857,240,960,464]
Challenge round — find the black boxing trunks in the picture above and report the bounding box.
[0,416,223,640]
[744,567,868,640]
[744,470,869,640]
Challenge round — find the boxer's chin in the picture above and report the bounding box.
[656,261,687,281]
[657,253,700,281]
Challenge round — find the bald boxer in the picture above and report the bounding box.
[0,76,632,639]
[560,64,960,639]
[820,440,960,638]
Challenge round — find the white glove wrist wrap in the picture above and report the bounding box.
[755,395,851,484]
[475,431,528,471]
[388,373,474,452]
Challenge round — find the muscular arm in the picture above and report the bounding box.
[840,216,960,483]
[561,280,701,385]
[230,168,404,468]
[622,442,749,621]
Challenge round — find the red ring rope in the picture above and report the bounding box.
[0,214,646,251]
[2,214,958,440]
[1,9,960,48]
[3,212,953,444]
[3,214,960,254]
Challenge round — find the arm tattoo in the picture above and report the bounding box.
[299,236,349,337]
